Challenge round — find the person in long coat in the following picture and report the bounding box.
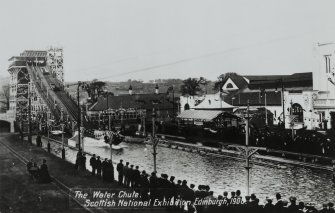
[129,165,134,187]
[133,166,141,188]
[39,159,51,183]
[149,172,158,204]
[140,171,149,201]
[106,160,114,182]
[96,156,102,178]
[123,162,130,187]
[116,160,124,185]
[101,158,108,181]
[90,154,97,176]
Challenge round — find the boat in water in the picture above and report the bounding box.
[68,130,128,150]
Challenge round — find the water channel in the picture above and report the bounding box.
[43,137,335,209]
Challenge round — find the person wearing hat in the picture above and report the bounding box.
[116,160,124,185]
[149,172,158,204]
[133,166,141,188]
[140,170,149,200]
[101,158,108,181]
[235,190,242,204]
[168,176,176,199]
[250,194,258,208]
[123,162,129,187]
[89,154,97,176]
[274,193,284,211]
[288,196,298,212]
[81,153,87,171]
[96,156,102,178]
[106,160,114,182]
[264,197,275,212]
[129,165,134,187]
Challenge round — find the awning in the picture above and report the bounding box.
[177,110,223,122]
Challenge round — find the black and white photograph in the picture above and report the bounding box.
[0,0,335,212]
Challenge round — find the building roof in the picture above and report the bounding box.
[177,110,221,121]
[89,93,174,111]
[245,72,313,90]
[193,93,234,109]
[20,50,47,58]
[177,110,238,121]
[222,75,249,90]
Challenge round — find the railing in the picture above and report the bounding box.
[26,65,61,119]
[9,61,26,68]
[313,99,335,108]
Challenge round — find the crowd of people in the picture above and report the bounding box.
[72,148,334,212]
[26,159,51,183]
[250,128,335,158]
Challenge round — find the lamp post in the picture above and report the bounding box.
[61,123,65,160]
[152,107,158,173]
[28,84,32,144]
[101,90,113,130]
[245,100,251,196]
[47,112,51,153]
[275,78,285,128]
[105,92,113,131]
[290,100,295,140]
[77,81,82,150]
[80,127,85,152]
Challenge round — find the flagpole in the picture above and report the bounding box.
[152,107,157,173]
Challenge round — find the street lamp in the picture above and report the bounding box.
[47,111,51,153]
[290,100,295,140]
[275,78,285,128]
[77,81,82,150]
[28,83,32,144]
[245,100,251,196]
[80,127,85,152]
[100,89,114,131]
[152,107,158,173]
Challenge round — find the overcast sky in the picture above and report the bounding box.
[1,0,335,82]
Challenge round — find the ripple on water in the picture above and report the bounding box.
[51,142,334,208]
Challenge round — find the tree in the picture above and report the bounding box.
[81,79,108,102]
[180,78,202,96]
[199,77,209,94]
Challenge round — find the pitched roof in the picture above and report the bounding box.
[193,93,234,109]
[222,75,249,90]
[177,110,221,121]
[245,72,313,90]
[20,50,47,58]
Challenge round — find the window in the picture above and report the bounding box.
[226,83,234,89]
[292,103,303,122]
[184,103,190,110]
